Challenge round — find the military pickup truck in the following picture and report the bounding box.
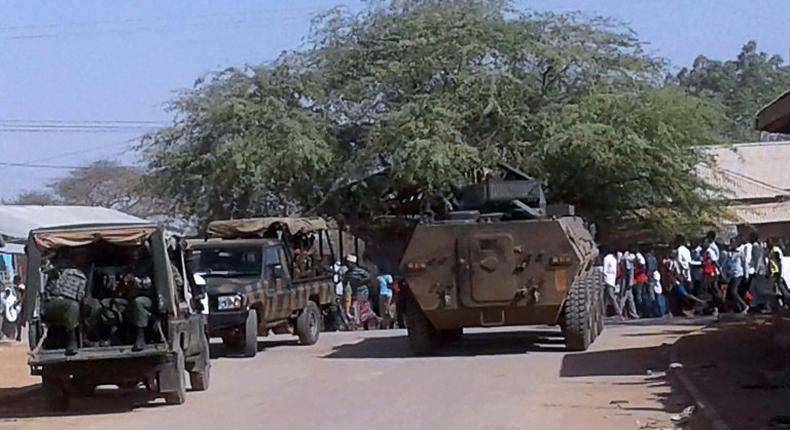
[25,223,210,408]
[188,217,336,357]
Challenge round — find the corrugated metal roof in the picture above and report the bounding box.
[703,142,790,200]
[730,201,790,225]
[0,243,25,255]
[756,89,790,133]
[0,205,147,240]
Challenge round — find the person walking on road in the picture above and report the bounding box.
[619,251,639,319]
[725,239,749,314]
[376,273,394,328]
[12,276,25,341]
[602,251,622,318]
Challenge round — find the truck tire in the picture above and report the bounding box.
[405,293,439,355]
[42,375,69,410]
[296,301,321,346]
[242,309,258,358]
[563,271,594,352]
[164,347,186,405]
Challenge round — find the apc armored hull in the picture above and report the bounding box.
[355,215,604,355]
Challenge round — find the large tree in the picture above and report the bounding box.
[141,0,726,238]
[676,40,790,142]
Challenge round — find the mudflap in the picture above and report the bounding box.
[157,354,182,394]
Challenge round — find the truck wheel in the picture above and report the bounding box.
[42,376,70,410]
[164,347,187,405]
[563,272,594,352]
[242,309,258,358]
[296,301,321,345]
[405,294,439,355]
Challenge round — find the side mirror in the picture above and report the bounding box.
[272,264,285,279]
[193,273,207,287]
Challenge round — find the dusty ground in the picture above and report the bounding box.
[673,315,790,430]
[0,320,708,430]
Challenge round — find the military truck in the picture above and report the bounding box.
[188,217,335,358]
[347,164,604,355]
[24,223,211,408]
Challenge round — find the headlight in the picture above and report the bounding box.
[217,294,243,311]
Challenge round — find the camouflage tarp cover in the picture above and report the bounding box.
[33,226,157,251]
[207,217,328,238]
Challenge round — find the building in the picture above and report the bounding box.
[703,141,790,238]
[756,89,790,134]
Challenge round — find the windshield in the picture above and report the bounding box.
[192,246,262,277]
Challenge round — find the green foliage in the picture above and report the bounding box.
[141,0,728,237]
[141,64,337,221]
[676,40,790,141]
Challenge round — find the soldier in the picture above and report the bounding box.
[41,251,89,356]
[84,247,156,351]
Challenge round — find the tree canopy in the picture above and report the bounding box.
[140,0,731,238]
[6,160,165,219]
[676,40,790,142]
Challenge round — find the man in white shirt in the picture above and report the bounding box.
[602,251,622,317]
[675,235,692,283]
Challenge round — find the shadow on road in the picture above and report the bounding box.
[0,385,171,420]
[323,329,568,359]
[559,332,708,429]
[560,343,671,378]
[209,338,299,359]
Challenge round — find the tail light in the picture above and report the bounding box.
[406,262,428,271]
[550,256,573,267]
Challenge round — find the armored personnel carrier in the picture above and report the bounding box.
[348,164,604,355]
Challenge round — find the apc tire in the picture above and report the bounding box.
[563,271,594,352]
[242,309,258,358]
[163,347,186,405]
[405,294,439,356]
[439,328,463,342]
[296,301,321,346]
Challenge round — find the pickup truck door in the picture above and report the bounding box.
[264,245,292,320]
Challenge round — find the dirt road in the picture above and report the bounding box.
[0,319,707,430]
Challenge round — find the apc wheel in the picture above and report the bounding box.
[164,347,186,405]
[439,328,463,342]
[563,271,594,352]
[405,294,439,356]
[242,309,258,358]
[296,301,321,346]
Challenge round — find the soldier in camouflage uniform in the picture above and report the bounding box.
[84,248,158,351]
[41,252,89,356]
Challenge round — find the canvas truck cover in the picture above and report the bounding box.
[31,225,157,252]
[206,217,328,238]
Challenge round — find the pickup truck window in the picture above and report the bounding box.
[193,246,262,277]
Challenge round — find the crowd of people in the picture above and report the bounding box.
[332,254,405,331]
[601,231,790,320]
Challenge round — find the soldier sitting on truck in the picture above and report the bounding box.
[83,247,156,351]
[40,251,90,356]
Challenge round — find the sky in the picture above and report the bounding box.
[1,0,789,199]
